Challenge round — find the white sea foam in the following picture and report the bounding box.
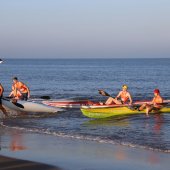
[1,123,170,153]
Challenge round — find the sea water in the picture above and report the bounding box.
[0,58,170,152]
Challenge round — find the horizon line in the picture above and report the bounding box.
[1,57,170,60]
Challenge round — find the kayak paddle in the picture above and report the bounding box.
[98,90,111,97]
[40,96,51,100]
[98,89,135,110]
[2,97,24,109]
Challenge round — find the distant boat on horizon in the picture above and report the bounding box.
[0,59,3,64]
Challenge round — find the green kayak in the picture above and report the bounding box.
[81,106,170,119]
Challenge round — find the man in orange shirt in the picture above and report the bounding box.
[12,77,30,101]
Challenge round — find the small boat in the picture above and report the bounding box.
[2,98,63,113]
[81,100,170,118]
[42,99,92,108]
[82,100,170,109]
[81,106,170,119]
[81,100,151,109]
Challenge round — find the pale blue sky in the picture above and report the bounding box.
[0,0,170,58]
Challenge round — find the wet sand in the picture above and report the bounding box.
[0,155,61,170]
[0,127,170,170]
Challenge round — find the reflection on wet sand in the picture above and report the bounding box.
[113,146,161,165]
[9,131,27,151]
[114,146,127,161]
[0,128,62,169]
[0,128,27,152]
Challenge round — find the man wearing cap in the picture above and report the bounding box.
[139,89,163,117]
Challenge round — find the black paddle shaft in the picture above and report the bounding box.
[98,90,111,97]
[2,97,24,109]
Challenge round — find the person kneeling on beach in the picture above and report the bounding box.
[12,77,30,101]
[0,83,8,117]
[138,89,163,117]
[102,85,133,105]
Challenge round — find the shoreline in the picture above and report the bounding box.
[0,127,170,170]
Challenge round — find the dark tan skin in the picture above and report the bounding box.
[13,79,30,99]
[0,84,8,117]
[139,92,163,117]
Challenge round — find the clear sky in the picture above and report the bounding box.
[0,0,170,58]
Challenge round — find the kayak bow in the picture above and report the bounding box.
[2,98,62,113]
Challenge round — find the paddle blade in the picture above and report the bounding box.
[10,99,24,109]
[98,90,111,97]
[2,97,24,109]
[40,96,51,100]
[13,102,24,109]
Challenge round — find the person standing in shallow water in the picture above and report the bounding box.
[12,77,30,101]
[0,83,8,117]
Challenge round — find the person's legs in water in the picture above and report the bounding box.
[0,98,8,117]
[20,93,28,101]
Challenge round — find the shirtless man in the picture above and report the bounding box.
[12,77,30,101]
[0,83,8,117]
[139,89,163,117]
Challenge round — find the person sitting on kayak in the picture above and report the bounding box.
[12,77,30,101]
[9,83,22,100]
[0,83,8,117]
[138,89,163,117]
[102,85,133,105]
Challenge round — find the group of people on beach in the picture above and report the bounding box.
[0,77,163,118]
[0,77,30,117]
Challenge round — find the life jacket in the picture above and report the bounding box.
[15,82,28,93]
[120,91,129,103]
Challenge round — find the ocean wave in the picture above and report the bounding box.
[1,122,170,153]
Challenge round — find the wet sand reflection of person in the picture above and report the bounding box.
[9,131,27,151]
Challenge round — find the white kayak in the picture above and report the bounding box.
[2,98,63,113]
[0,59,3,64]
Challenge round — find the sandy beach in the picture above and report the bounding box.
[0,126,170,170]
[0,155,61,170]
